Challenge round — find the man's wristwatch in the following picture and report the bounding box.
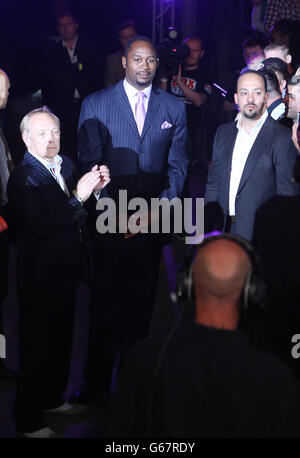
[72,189,85,204]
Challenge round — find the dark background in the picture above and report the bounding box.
[0,0,254,96]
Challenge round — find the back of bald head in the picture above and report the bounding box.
[193,239,251,305]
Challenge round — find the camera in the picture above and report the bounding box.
[157,43,190,78]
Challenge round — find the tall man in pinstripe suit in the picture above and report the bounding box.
[75,36,188,403]
[205,70,299,242]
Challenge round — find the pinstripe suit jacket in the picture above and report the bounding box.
[7,151,86,305]
[77,80,188,206]
[205,116,299,241]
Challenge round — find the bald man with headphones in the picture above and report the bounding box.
[108,234,300,438]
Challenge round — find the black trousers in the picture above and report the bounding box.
[14,298,76,433]
[82,234,162,395]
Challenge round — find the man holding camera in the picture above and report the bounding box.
[160,37,212,169]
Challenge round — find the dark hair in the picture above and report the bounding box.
[237,69,267,92]
[124,35,155,59]
[242,35,267,51]
[118,20,138,34]
[57,13,77,24]
[260,57,289,82]
[259,69,281,95]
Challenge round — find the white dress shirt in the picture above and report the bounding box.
[229,110,268,216]
[123,78,152,120]
[28,150,70,196]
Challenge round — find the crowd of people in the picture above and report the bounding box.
[0,0,300,438]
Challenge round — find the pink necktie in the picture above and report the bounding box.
[135,92,146,136]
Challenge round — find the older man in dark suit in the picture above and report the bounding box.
[8,107,110,437]
[205,70,299,241]
[75,36,188,404]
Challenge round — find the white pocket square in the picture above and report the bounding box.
[161,121,173,129]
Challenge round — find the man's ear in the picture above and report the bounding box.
[22,131,29,149]
[121,56,127,70]
[200,49,205,58]
[265,92,269,105]
[234,93,238,105]
[286,54,292,65]
[280,79,287,93]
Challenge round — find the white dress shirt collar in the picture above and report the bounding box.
[123,78,152,101]
[123,78,152,118]
[62,36,78,53]
[236,109,268,136]
[28,149,63,171]
[28,150,70,196]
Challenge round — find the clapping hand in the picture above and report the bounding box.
[75,164,110,202]
[93,165,111,194]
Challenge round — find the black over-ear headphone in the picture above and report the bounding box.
[176,232,266,310]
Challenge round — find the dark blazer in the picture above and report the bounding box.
[205,115,299,241]
[103,51,125,88]
[77,80,188,205]
[7,151,86,306]
[42,37,100,116]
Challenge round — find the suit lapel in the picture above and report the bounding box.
[60,158,76,194]
[23,151,67,197]
[222,123,238,204]
[114,82,139,138]
[140,87,160,140]
[23,151,55,185]
[237,116,272,194]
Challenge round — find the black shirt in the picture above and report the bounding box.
[109,322,300,437]
[168,64,212,132]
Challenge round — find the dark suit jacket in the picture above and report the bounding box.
[42,37,100,116]
[78,80,188,206]
[7,151,86,306]
[205,115,299,241]
[103,51,125,88]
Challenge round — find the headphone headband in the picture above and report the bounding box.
[177,232,266,310]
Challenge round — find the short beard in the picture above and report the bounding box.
[244,110,259,119]
[135,77,152,89]
[243,104,264,120]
